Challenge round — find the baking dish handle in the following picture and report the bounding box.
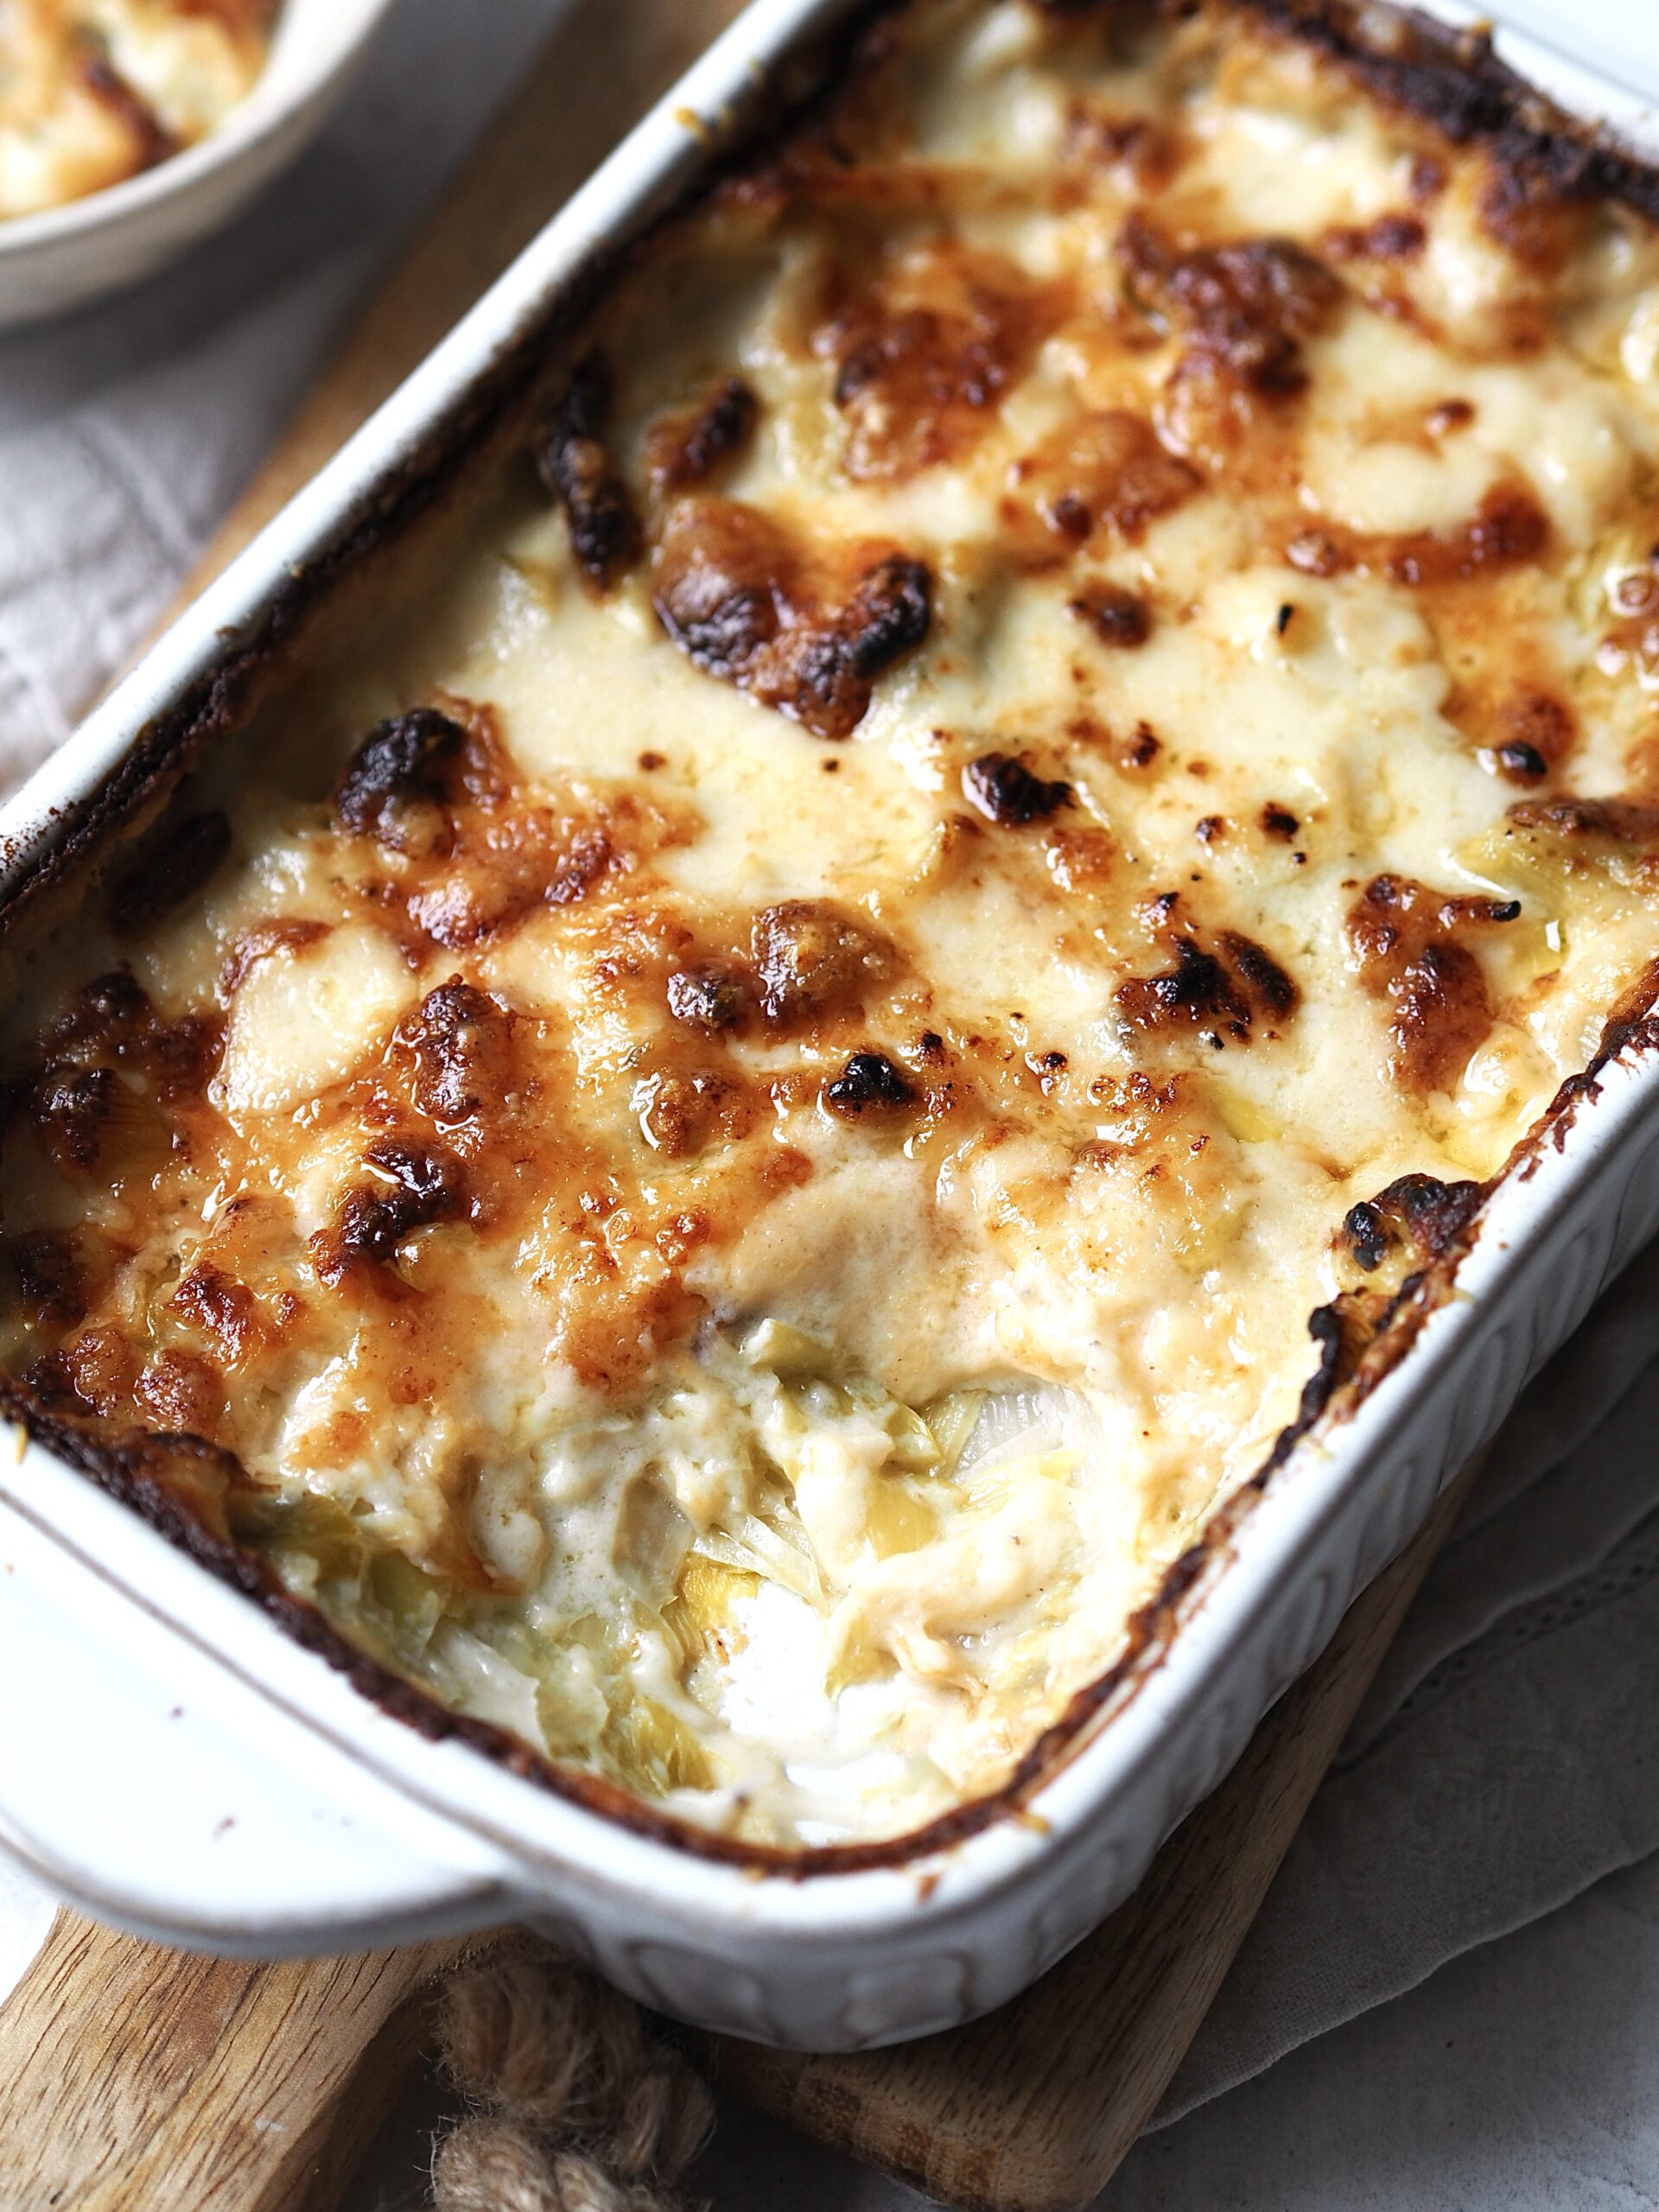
[0,1485,511,1956]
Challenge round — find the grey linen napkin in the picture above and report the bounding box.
[1146,1236,1659,2131]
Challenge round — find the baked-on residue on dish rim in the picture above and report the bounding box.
[0,0,1654,1902]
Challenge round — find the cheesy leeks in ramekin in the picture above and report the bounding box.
[0,0,276,218]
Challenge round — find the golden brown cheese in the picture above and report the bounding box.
[0,0,275,217]
[5,0,1659,1846]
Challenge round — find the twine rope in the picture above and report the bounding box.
[430,1940,716,2212]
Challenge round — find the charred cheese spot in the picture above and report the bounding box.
[963,753,1072,825]
[1381,486,1551,587]
[1117,214,1344,399]
[652,499,932,740]
[540,353,643,591]
[321,1139,468,1280]
[135,1348,225,1437]
[108,810,231,936]
[750,900,897,1023]
[1003,411,1200,558]
[1283,486,1551,587]
[635,1066,762,1158]
[30,1065,116,1173]
[393,982,519,1127]
[820,245,1055,482]
[1044,824,1115,893]
[1347,874,1521,1095]
[1061,103,1185,193]
[1506,795,1659,845]
[1343,1171,1484,1274]
[645,377,759,494]
[169,1263,268,1366]
[1476,688,1576,785]
[1122,723,1160,769]
[399,770,672,950]
[665,963,751,1034]
[1117,912,1300,1045]
[47,968,149,1052]
[1071,582,1153,648]
[334,709,466,855]
[64,1325,156,1419]
[1478,143,1590,277]
[823,1050,918,1117]
[1322,213,1427,264]
[5,1231,84,1329]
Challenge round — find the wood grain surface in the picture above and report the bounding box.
[0,4,1472,2207]
[0,1923,467,2212]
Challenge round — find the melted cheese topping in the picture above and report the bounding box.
[0,0,275,217]
[6,0,1659,1845]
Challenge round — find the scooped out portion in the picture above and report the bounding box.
[5,0,1659,1847]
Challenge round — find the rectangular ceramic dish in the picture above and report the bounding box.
[1,0,1657,2053]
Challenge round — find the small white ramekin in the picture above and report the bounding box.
[0,0,404,328]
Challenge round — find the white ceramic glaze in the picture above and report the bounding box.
[0,0,1652,2052]
[0,0,403,327]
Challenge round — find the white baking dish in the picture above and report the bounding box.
[0,0,1655,2055]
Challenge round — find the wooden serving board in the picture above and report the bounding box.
[0,9,1476,2208]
